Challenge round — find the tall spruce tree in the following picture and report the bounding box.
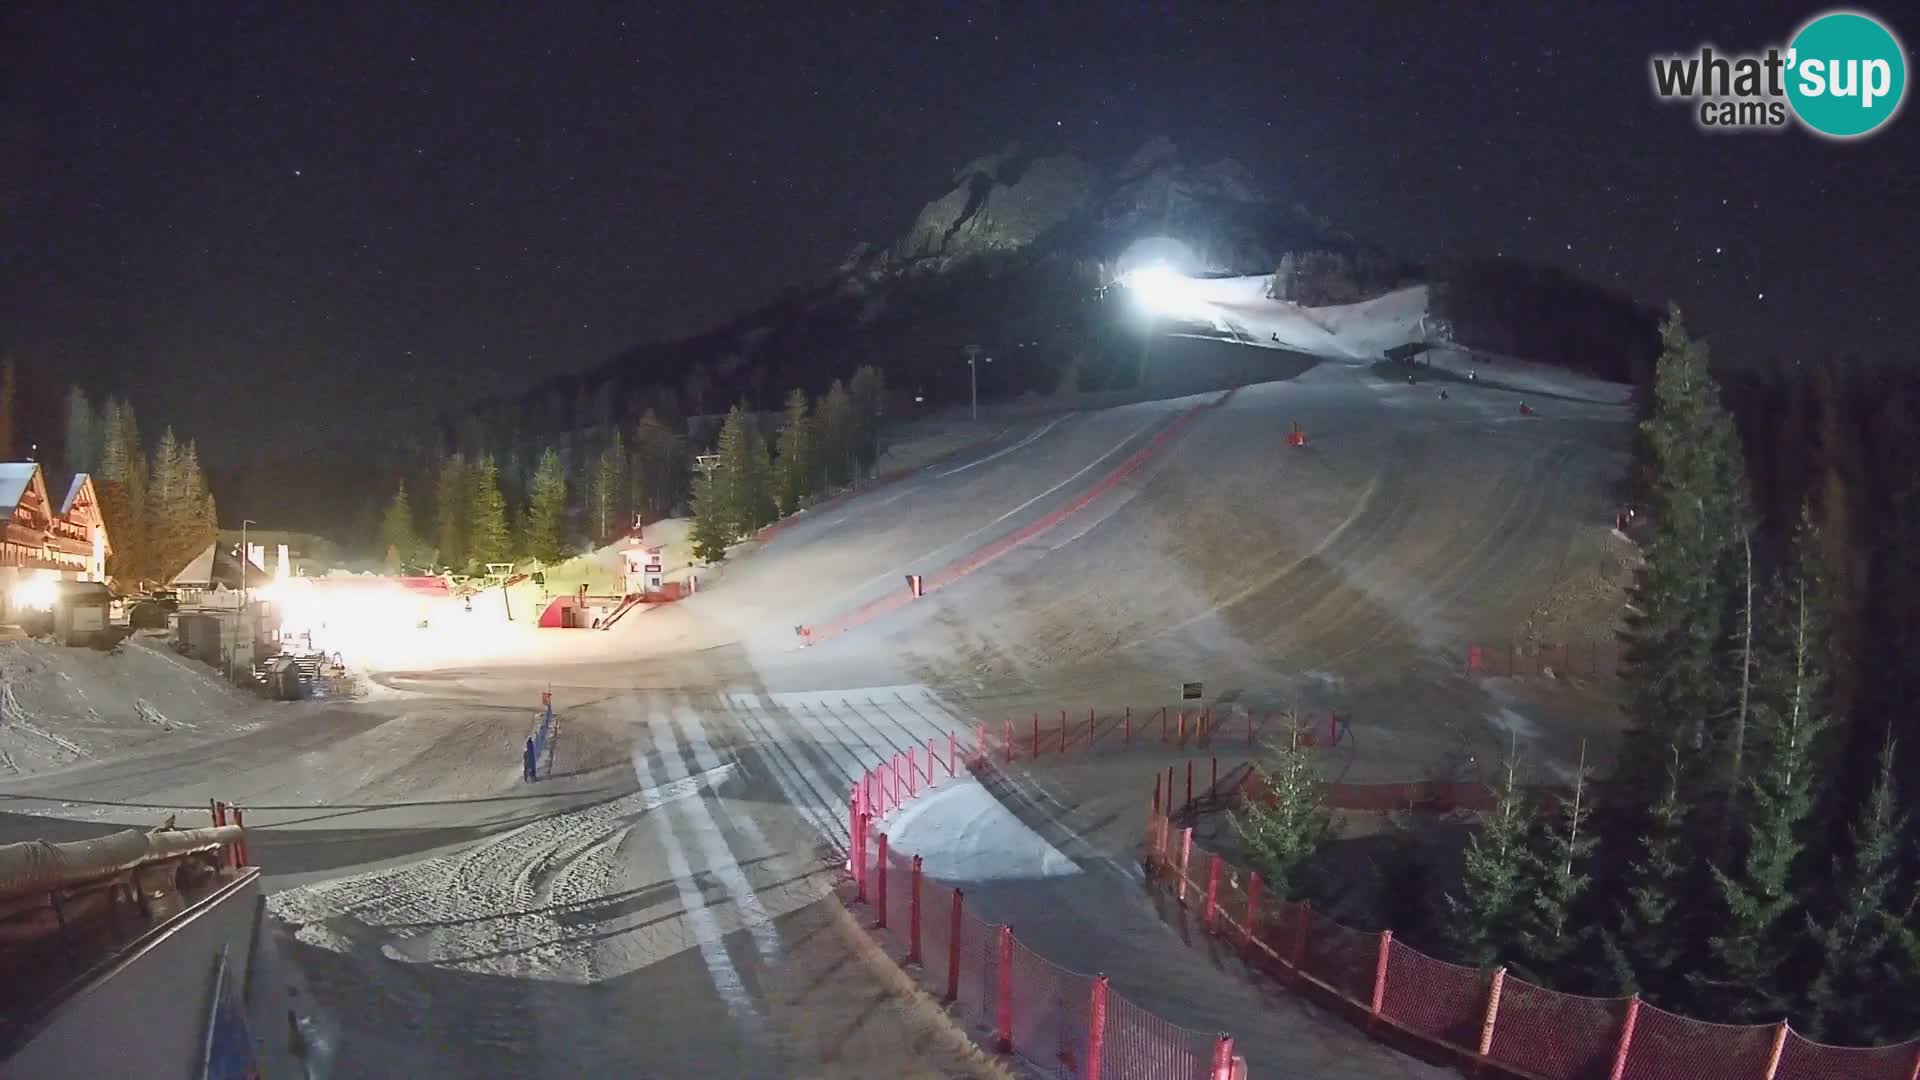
[526,447,568,563]
[586,429,628,541]
[848,365,886,477]
[738,411,777,532]
[1515,744,1598,985]
[379,482,421,572]
[688,462,730,563]
[1228,712,1336,902]
[1444,748,1533,968]
[1599,747,1693,1002]
[433,453,469,570]
[816,381,854,489]
[1618,307,1753,801]
[1803,738,1913,1043]
[63,386,98,478]
[1689,508,1829,1022]
[631,410,679,521]
[96,399,147,581]
[774,388,816,516]
[466,453,511,570]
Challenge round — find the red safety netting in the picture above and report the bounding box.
[1100,986,1217,1080]
[1298,910,1379,1004]
[956,912,999,1033]
[1618,1002,1779,1080]
[1006,937,1093,1074]
[1378,938,1491,1052]
[919,877,956,994]
[1485,974,1629,1080]
[1247,898,1305,976]
[884,847,914,946]
[1774,1031,1920,1080]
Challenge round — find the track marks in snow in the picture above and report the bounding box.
[935,415,1068,478]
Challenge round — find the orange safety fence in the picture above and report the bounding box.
[849,754,1242,1079]
[1142,769,1920,1080]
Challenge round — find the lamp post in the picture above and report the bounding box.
[238,519,255,683]
[965,345,991,421]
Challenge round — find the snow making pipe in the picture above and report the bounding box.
[0,825,245,904]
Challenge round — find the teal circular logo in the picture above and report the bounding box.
[1786,11,1907,138]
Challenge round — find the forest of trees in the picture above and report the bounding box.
[371,366,886,574]
[58,385,220,585]
[1239,308,1920,1044]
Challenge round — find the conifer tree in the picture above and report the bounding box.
[1803,738,1913,1043]
[631,410,679,521]
[434,454,469,570]
[1618,306,1753,800]
[848,364,886,476]
[1445,747,1532,968]
[739,412,777,532]
[688,462,730,563]
[379,482,421,572]
[97,399,148,581]
[1515,744,1597,984]
[1689,508,1828,1022]
[466,453,511,570]
[63,386,97,477]
[1599,747,1692,1001]
[774,388,815,515]
[816,381,854,489]
[586,429,628,541]
[1227,712,1336,902]
[526,447,568,563]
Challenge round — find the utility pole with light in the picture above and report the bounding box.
[964,344,991,420]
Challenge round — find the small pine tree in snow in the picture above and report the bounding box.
[526,447,568,563]
[1228,712,1336,902]
[689,464,730,564]
[1514,743,1597,985]
[1445,747,1532,969]
[1598,746,1692,1002]
[1803,738,1913,1044]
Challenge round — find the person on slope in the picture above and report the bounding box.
[524,737,538,783]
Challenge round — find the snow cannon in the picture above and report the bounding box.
[1519,402,1535,417]
[1287,422,1307,448]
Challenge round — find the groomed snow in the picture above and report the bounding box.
[882,777,1078,883]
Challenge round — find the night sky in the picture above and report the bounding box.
[4,2,1916,459]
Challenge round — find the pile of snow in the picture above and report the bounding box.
[883,778,1077,883]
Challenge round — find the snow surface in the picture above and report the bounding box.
[882,777,1077,883]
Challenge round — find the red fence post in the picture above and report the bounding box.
[908,855,923,964]
[1763,1022,1788,1080]
[1479,967,1507,1070]
[1370,930,1392,1023]
[1166,765,1175,811]
[875,833,890,930]
[1607,996,1639,1080]
[208,798,219,828]
[1031,712,1039,758]
[849,793,861,888]
[907,747,917,798]
[1086,975,1110,1080]
[1004,718,1013,763]
[1060,709,1068,753]
[1177,710,1186,745]
[1291,902,1310,974]
[1244,871,1262,950]
[1178,827,1194,904]
[1152,773,1161,815]
[1210,1035,1235,1080]
[893,753,903,803]
[947,889,964,1002]
[996,926,1014,1053]
[1204,853,1222,933]
[232,807,247,868]
[948,730,957,777]
[855,811,870,903]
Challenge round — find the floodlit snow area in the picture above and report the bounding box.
[883,776,1078,883]
[1124,268,1434,360]
[0,342,1637,1073]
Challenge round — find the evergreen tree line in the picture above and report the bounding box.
[691,367,885,563]
[377,407,687,574]
[62,386,219,584]
[1240,310,1920,1045]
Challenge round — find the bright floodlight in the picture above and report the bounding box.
[1119,263,1205,319]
